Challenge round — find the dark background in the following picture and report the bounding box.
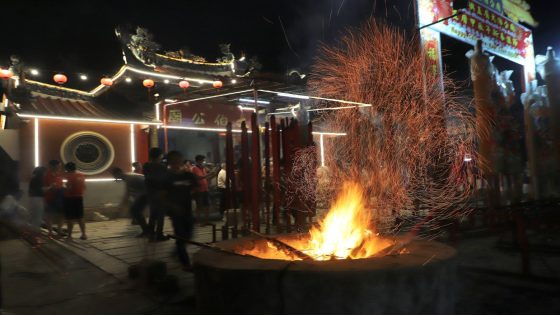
[0,0,557,84]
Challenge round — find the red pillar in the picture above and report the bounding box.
[271,117,281,227]
[264,121,271,232]
[250,113,261,232]
[240,122,250,229]
[225,122,237,210]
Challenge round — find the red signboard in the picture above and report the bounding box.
[418,0,532,65]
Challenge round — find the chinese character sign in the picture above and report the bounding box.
[417,0,531,65]
[421,28,444,83]
[166,102,252,129]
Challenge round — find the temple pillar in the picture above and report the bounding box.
[542,47,560,194]
[467,40,500,207]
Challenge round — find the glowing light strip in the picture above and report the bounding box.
[154,103,160,121]
[130,124,136,170]
[163,125,251,134]
[308,96,372,107]
[34,118,39,167]
[239,98,270,105]
[274,92,310,100]
[85,178,118,182]
[17,113,161,126]
[238,105,256,112]
[163,89,254,107]
[23,65,216,97]
[319,134,325,167]
[312,131,347,136]
[307,104,370,111]
[64,178,116,183]
[125,66,214,84]
[257,89,372,107]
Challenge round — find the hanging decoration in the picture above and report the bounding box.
[100,77,113,86]
[143,78,155,98]
[0,69,13,80]
[213,80,223,88]
[179,80,190,90]
[53,73,68,85]
[143,79,155,88]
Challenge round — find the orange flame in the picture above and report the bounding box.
[241,182,392,260]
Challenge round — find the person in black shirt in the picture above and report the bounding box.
[143,148,169,241]
[166,150,198,270]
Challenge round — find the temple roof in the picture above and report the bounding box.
[15,92,148,122]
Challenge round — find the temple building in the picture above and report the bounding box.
[0,26,341,211]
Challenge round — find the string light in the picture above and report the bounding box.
[125,77,132,83]
[80,74,88,80]
[30,69,39,76]
[239,98,270,105]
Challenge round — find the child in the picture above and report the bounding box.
[63,162,87,240]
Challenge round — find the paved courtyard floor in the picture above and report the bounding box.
[1,218,560,314]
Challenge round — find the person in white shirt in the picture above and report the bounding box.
[217,163,227,217]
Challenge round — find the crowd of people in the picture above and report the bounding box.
[28,159,87,240]
[111,147,221,270]
[0,147,225,270]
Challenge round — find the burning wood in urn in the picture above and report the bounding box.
[240,182,394,261]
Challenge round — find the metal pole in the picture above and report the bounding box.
[270,117,281,229]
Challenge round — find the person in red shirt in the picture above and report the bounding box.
[63,162,87,240]
[43,160,65,238]
[192,155,218,226]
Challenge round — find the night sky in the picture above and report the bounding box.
[1,0,558,85]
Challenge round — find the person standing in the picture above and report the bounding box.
[217,163,227,218]
[43,160,65,238]
[165,151,198,270]
[28,166,47,233]
[191,155,218,226]
[132,162,143,174]
[111,167,148,236]
[143,148,169,241]
[63,162,87,240]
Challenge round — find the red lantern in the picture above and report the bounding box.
[143,79,155,88]
[100,77,113,86]
[213,80,223,88]
[53,73,68,85]
[179,80,190,89]
[0,69,13,80]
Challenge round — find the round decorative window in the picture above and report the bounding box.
[60,131,115,175]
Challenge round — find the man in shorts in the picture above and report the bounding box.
[43,160,65,238]
[63,162,87,240]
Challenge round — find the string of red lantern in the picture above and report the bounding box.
[0,67,225,91]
